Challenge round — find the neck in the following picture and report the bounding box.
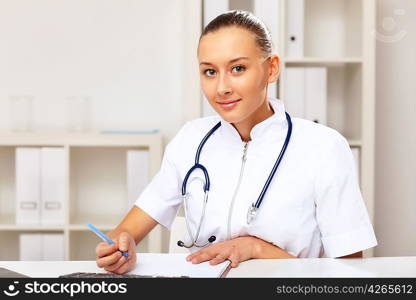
[232,99,274,142]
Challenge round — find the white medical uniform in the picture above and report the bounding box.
[135,98,377,258]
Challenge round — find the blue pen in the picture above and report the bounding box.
[87,223,129,258]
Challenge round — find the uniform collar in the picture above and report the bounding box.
[219,97,288,143]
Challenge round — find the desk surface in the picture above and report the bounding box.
[1,256,416,278]
[227,256,416,278]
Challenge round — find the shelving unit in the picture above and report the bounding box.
[0,131,163,260]
[202,0,375,256]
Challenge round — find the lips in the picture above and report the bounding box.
[216,99,241,110]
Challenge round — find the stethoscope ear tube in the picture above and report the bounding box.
[179,189,215,248]
[247,112,292,224]
[178,123,221,249]
[181,164,210,195]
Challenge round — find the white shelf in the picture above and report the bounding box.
[283,57,363,65]
[348,140,362,148]
[0,131,162,147]
[0,216,65,231]
[0,226,65,231]
[0,132,163,261]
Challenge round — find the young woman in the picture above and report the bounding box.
[95,10,377,274]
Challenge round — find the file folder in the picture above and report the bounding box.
[42,234,65,260]
[305,67,327,125]
[15,148,41,224]
[19,233,65,261]
[286,0,304,57]
[127,150,149,210]
[19,234,42,261]
[40,147,65,225]
[284,67,305,118]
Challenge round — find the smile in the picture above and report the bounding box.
[217,99,241,110]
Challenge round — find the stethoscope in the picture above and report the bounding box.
[177,112,292,248]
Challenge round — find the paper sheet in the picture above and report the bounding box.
[127,253,231,278]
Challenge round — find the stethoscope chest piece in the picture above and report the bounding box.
[246,204,257,224]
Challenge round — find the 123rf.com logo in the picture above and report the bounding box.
[372,8,407,43]
[3,281,20,297]
[3,281,127,297]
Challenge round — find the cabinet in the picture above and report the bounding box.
[0,132,162,260]
[202,0,375,256]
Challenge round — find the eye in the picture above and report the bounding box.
[231,65,246,73]
[203,69,216,77]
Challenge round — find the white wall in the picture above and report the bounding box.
[0,0,201,141]
[375,0,416,256]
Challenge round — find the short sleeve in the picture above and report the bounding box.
[315,135,377,257]
[134,124,187,230]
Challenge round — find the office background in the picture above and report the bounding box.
[0,0,415,258]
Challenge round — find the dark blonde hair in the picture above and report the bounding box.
[200,10,273,56]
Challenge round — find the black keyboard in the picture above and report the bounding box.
[59,272,189,278]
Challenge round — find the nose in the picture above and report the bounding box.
[216,73,232,97]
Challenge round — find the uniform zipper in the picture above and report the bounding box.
[227,141,249,240]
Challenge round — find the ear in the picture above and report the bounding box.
[267,55,280,83]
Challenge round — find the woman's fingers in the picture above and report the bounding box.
[209,253,227,265]
[189,251,212,264]
[104,256,127,272]
[112,259,134,275]
[96,250,122,268]
[118,232,131,253]
[188,244,236,265]
[228,250,241,268]
[95,242,118,258]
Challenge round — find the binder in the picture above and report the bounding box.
[19,234,42,261]
[19,234,65,261]
[42,234,65,261]
[284,67,305,118]
[40,147,65,225]
[15,148,41,224]
[254,0,280,50]
[286,0,304,57]
[127,150,149,210]
[305,67,327,125]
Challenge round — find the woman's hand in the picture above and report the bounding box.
[186,236,296,268]
[186,236,257,268]
[95,232,137,274]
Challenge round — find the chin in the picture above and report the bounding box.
[216,110,245,124]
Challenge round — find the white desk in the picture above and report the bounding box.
[1,255,416,278]
[227,256,416,278]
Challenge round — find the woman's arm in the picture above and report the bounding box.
[106,205,158,243]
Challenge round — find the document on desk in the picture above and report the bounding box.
[127,253,231,278]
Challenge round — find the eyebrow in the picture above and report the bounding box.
[199,56,250,66]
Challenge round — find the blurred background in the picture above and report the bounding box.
[0,0,414,260]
